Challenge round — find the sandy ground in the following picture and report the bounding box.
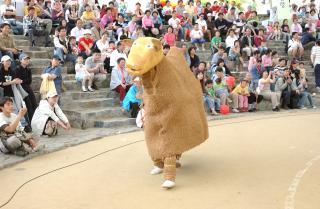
[0,112,319,209]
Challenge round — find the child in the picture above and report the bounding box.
[232,79,250,112]
[205,79,220,115]
[75,56,94,92]
[298,62,306,79]
[269,21,281,40]
[211,30,222,53]
[68,36,79,56]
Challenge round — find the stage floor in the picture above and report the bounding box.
[0,112,319,209]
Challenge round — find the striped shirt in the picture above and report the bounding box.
[311,46,320,65]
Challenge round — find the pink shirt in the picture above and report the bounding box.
[142,15,154,29]
[164,33,176,46]
[262,55,272,67]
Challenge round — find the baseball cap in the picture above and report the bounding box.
[46,91,58,98]
[84,29,92,35]
[1,55,11,62]
[52,55,61,61]
[19,53,30,61]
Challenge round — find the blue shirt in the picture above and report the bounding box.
[122,85,143,112]
[42,66,62,95]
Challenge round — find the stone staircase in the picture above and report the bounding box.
[13,35,319,130]
[14,35,135,130]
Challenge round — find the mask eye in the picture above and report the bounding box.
[145,44,153,48]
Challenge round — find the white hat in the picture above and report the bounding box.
[207,13,212,16]
[183,11,188,14]
[46,91,58,98]
[133,77,141,82]
[84,29,92,35]
[1,55,11,62]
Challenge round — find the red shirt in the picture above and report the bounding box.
[211,5,220,13]
[245,11,251,19]
[78,37,94,52]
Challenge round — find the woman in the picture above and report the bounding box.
[81,4,96,29]
[96,31,111,70]
[122,77,143,118]
[134,2,144,26]
[52,1,64,25]
[258,71,280,111]
[163,26,176,46]
[162,0,173,24]
[31,91,70,137]
[0,55,30,130]
[228,40,244,71]
[151,11,163,37]
[291,69,316,109]
[142,10,154,37]
[15,54,37,121]
[261,49,273,73]
[188,46,200,73]
[185,0,196,24]
[225,29,238,52]
[66,5,78,34]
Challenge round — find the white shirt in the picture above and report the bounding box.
[225,35,239,48]
[0,112,23,132]
[168,17,180,29]
[75,63,89,78]
[0,4,16,20]
[96,39,109,53]
[190,29,203,39]
[70,26,85,41]
[110,49,127,67]
[196,19,207,31]
[312,46,320,65]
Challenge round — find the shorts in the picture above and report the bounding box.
[191,38,205,44]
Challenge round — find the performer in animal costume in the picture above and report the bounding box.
[126,37,209,188]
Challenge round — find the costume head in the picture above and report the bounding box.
[126,37,164,76]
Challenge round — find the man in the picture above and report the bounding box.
[85,48,107,90]
[301,27,316,45]
[78,29,94,59]
[0,22,21,66]
[214,12,229,38]
[0,97,40,156]
[274,68,294,109]
[196,13,209,41]
[54,26,76,65]
[211,46,228,66]
[23,6,50,47]
[311,40,320,93]
[70,18,85,42]
[24,0,52,35]
[234,11,246,34]
[288,32,304,60]
[190,23,205,51]
[206,13,215,41]
[109,41,127,70]
[225,7,237,23]
[110,57,131,103]
[41,55,63,97]
[241,27,257,57]
[168,11,182,40]
[0,0,23,34]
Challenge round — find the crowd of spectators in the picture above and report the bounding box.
[0,0,320,157]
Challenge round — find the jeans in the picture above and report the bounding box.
[5,19,23,35]
[315,64,320,88]
[298,91,314,107]
[54,48,76,65]
[204,95,220,111]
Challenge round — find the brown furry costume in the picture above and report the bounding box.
[126,37,209,181]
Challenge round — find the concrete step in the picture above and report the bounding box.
[92,117,136,129]
[61,97,115,109]
[30,58,51,66]
[25,51,50,59]
[30,66,70,75]
[60,88,110,100]
[20,46,54,52]
[15,39,30,47]
[63,106,128,129]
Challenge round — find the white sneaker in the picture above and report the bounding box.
[232,108,239,113]
[82,86,87,92]
[33,144,45,152]
[312,106,317,109]
[88,86,95,92]
[150,166,163,175]
[316,87,320,93]
[162,180,175,189]
[299,106,307,110]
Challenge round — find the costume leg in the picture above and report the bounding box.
[163,155,176,181]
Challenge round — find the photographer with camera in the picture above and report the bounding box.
[23,6,50,47]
